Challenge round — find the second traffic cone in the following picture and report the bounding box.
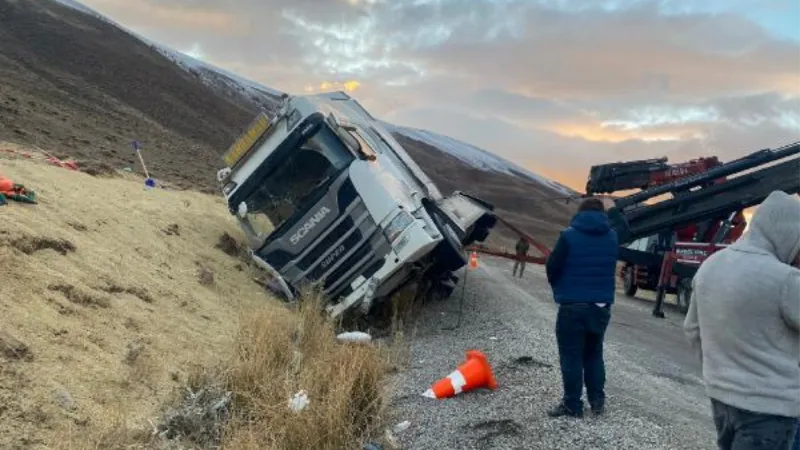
[422,350,497,399]
[468,251,478,269]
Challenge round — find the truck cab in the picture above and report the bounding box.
[217,91,496,318]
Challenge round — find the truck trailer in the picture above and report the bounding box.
[216,91,497,318]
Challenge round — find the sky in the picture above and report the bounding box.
[78,0,799,190]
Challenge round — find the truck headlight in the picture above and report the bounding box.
[384,210,414,243]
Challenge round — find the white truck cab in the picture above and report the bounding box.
[217,91,496,318]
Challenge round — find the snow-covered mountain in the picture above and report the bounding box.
[382,123,575,195]
[50,0,574,196]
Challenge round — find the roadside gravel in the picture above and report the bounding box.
[388,256,716,450]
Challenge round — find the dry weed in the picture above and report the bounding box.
[150,289,392,450]
[48,283,110,308]
[6,234,76,255]
[222,290,388,450]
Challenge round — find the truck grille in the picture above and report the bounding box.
[268,178,391,301]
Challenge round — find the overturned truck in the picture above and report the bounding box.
[217,91,497,318]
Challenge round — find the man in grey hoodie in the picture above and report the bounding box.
[684,190,800,450]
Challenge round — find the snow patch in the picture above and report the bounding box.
[384,123,575,196]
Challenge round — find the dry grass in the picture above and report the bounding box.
[220,291,388,450]
[67,292,392,450]
[1,146,394,450]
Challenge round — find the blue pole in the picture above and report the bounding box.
[131,141,155,188]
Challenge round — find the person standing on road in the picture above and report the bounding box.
[545,197,619,418]
[684,190,800,450]
[512,237,530,278]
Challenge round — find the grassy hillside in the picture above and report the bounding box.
[0,146,388,449]
[0,0,257,191]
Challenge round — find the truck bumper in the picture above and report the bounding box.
[326,219,440,318]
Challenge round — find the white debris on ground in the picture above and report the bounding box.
[336,331,373,343]
[288,390,310,413]
[390,257,716,450]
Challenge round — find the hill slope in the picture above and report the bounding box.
[0,148,267,448]
[0,0,256,190]
[0,0,576,244]
[1,147,390,450]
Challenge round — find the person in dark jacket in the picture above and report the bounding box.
[512,237,530,278]
[545,197,619,418]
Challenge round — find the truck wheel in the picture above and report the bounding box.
[676,279,692,314]
[429,209,467,273]
[429,272,457,302]
[623,266,638,297]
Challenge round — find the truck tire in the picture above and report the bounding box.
[429,209,467,273]
[623,265,638,297]
[676,279,692,314]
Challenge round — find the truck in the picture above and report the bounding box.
[585,154,747,312]
[598,142,800,317]
[215,91,497,318]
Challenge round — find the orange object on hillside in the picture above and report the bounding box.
[0,176,38,205]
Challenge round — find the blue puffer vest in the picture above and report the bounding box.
[552,211,619,304]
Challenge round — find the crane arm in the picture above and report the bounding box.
[610,142,800,246]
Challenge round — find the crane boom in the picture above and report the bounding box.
[610,142,800,245]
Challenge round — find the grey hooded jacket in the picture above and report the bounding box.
[684,190,800,418]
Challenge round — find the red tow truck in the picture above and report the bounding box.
[466,142,800,319]
[585,154,748,312]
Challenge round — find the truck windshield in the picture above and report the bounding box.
[241,125,354,240]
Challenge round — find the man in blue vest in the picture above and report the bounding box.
[545,197,619,418]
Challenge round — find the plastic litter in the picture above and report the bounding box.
[393,420,411,433]
[288,390,309,413]
[384,428,400,448]
[336,331,372,343]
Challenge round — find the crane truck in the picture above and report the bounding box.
[585,154,747,312]
[591,142,800,317]
[215,92,497,319]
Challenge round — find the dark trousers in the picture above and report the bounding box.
[795,420,800,450]
[513,259,526,277]
[555,303,611,413]
[712,399,798,450]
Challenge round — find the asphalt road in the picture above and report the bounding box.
[389,256,716,450]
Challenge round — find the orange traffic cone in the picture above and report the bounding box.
[422,350,497,399]
[468,251,478,269]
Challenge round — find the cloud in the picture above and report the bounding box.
[78,0,800,191]
[85,0,244,31]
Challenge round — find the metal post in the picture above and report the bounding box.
[652,252,674,318]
